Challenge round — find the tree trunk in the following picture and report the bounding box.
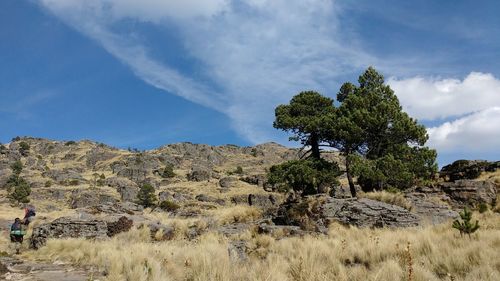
[310,132,321,159]
[345,153,357,197]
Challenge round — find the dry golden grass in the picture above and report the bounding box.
[209,205,262,225]
[359,190,413,210]
[478,170,500,185]
[493,195,500,213]
[22,211,500,281]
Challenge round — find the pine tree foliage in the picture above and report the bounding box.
[452,207,480,238]
[137,184,157,208]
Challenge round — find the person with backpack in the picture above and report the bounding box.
[23,205,36,225]
[10,218,26,254]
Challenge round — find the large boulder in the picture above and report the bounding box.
[440,160,500,181]
[187,167,212,182]
[105,177,139,202]
[405,192,459,224]
[219,177,238,189]
[240,174,267,187]
[30,217,108,249]
[438,180,497,208]
[321,197,421,228]
[195,194,226,205]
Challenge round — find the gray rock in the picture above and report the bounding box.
[438,180,497,208]
[230,193,280,209]
[330,185,361,199]
[146,222,175,241]
[257,221,306,236]
[228,240,248,262]
[405,193,459,224]
[70,189,118,209]
[321,197,421,228]
[440,160,500,181]
[219,177,238,188]
[187,167,212,182]
[85,147,119,168]
[42,168,85,184]
[105,177,139,202]
[195,194,226,205]
[240,174,267,187]
[30,217,108,249]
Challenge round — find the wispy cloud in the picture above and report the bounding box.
[0,90,58,119]
[37,0,376,143]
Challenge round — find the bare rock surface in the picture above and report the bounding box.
[30,217,108,249]
[321,197,421,228]
[0,256,102,281]
[438,180,497,208]
[405,192,459,224]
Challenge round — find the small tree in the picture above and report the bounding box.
[18,141,30,156]
[161,164,176,178]
[137,184,157,208]
[8,178,31,204]
[452,207,479,238]
[6,161,31,203]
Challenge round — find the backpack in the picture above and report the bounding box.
[26,206,36,217]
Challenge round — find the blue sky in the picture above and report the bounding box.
[1,0,500,166]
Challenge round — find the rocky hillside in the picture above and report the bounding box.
[1,137,499,280]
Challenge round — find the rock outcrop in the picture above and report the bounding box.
[438,180,497,208]
[440,160,500,181]
[187,167,212,182]
[405,192,458,224]
[321,197,421,228]
[30,217,108,249]
[219,176,238,189]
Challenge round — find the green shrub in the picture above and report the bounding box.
[65,141,76,146]
[478,203,488,213]
[161,165,176,178]
[137,184,157,208]
[452,207,480,238]
[267,159,340,195]
[10,161,23,175]
[8,177,31,204]
[159,200,180,212]
[18,141,30,156]
[44,180,52,187]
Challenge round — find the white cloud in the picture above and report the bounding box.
[390,72,500,156]
[37,0,376,144]
[388,72,500,120]
[40,0,230,22]
[427,107,500,153]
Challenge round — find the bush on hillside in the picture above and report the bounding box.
[137,184,157,208]
[267,159,340,195]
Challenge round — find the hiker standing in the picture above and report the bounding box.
[10,218,26,254]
